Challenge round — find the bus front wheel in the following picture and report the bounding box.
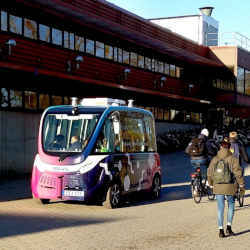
[103,183,122,209]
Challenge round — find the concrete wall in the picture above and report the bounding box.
[0,111,41,176]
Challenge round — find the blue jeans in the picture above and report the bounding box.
[191,158,208,179]
[216,194,235,228]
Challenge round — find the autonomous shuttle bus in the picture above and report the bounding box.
[31,98,161,208]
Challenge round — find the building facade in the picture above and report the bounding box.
[0,0,249,176]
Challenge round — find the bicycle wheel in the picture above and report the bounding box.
[206,186,215,200]
[238,194,244,207]
[191,183,202,203]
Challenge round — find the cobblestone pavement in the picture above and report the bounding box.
[0,151,250,250]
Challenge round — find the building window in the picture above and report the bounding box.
[96,41,105,58]
[25,91,37,110]
[52,96,63,106]
[113,47,118,62]
[75,35,85,52]
[138,55,144,68]
[145,57,151,70]
[159,61,164,73]
[1,88,9,107]
[39,94,50,110]
[24,18,37,40]
[130,52,138,67]
[123,50,129,64]
[86,39,95,55]
[52,28,62,46]
[1,11,8,31]
[64,31,74,50]
[237,67,244,94]
[170,64,176,77]
[164,110,170,120]
[152,59,155,72]
[10,89,22,108]
[105,44,113,60]
[154,60,159,72]
[118,48,123,63]
[64,96,70,105]
[9,14,22,35]
[164,63,170,75]
[39,24,51,42]
[245,69,250,95]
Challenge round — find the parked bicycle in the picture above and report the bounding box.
[190,166,215,203]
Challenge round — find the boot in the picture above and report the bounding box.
[226,225,235,236]
[219,229,225,238]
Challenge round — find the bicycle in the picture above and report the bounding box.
[190,166,215,203]
[235,184,244,207]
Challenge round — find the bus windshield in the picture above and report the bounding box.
[43,113,100,153]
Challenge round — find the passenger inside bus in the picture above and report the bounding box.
[69,135,81,151]
[50,134,65,150]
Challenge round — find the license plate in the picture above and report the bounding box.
[63,190,84,197]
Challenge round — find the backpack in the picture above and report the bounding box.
[230,142,240,159]
[187,138,205,156]
[213,159,232,184]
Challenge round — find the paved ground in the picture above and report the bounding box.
[0,151,250,250]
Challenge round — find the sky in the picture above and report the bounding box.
[107,0,250,41]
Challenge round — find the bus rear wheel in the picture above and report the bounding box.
[151,174,161,199]
[103,183,122,209]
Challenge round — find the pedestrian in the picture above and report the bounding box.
[207,140,245,238]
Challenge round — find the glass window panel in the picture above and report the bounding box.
[152,59,155,72]
[155,60,160,72]
[1,11,8,31]
[245,70,250,95]
[130,52,137,67]
[105,45,113,60]
[39,94,50,109]
[118,48,123,63]
[39,24,51,42]
[1,88,9,107]
[138,55,144,68]
[86,39,94,55]
[164,63,170,75]
[237,67,244,94]
[191,112,200,123]
[123,50,129,64]
[170,64,176,77]
[10,89,22,107]
[25,91,37,110]
[9,14,22,35]
[114,47,118,62]
[159,61,164,73]
[96,41,104,58]
[69,33,74,50]
[176,66,181,78]
[170,109,176,120]
[164,110,170,120]
[24,18,37,39]
[64,96,70,105]
[52,96,63,106]
[52,28,62,46]
[75,35,85,52]
[64,31,69,48]
[145,57,151,70]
